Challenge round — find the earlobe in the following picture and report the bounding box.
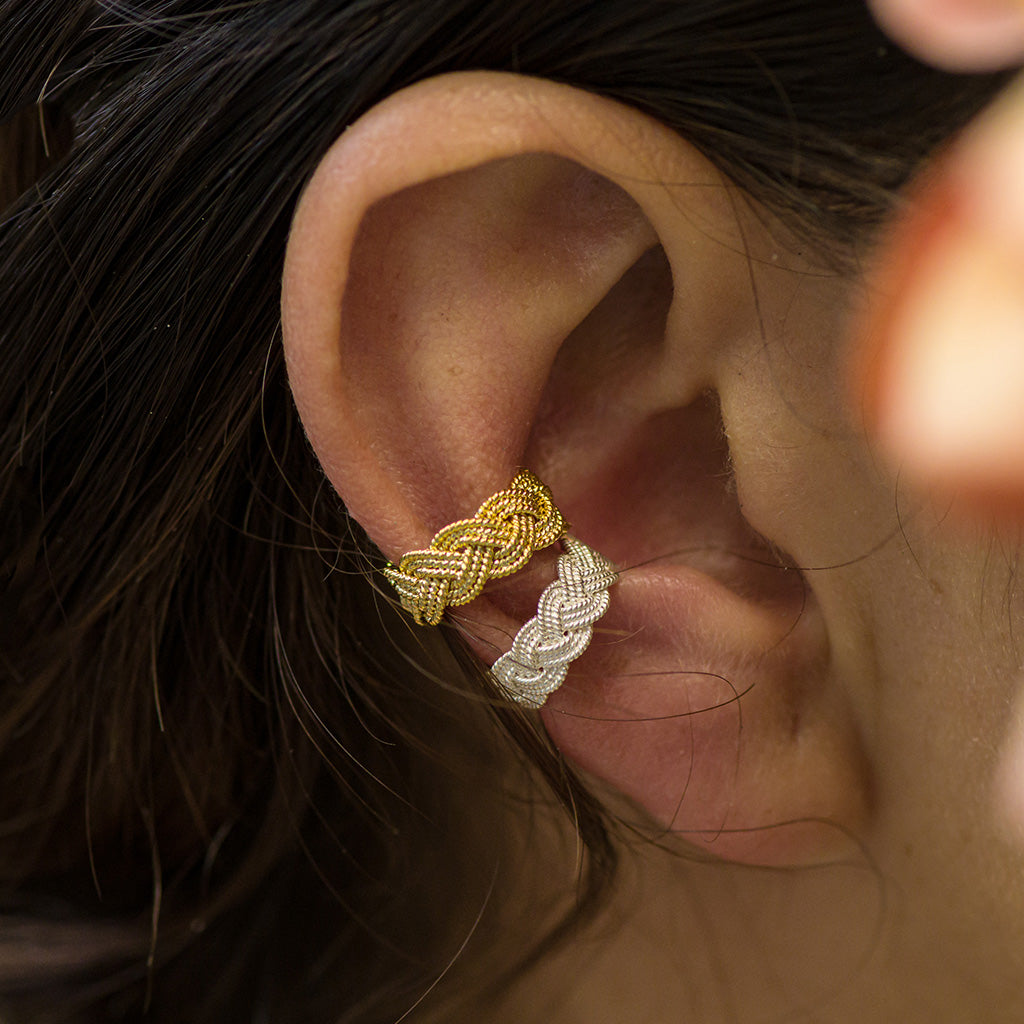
[281,71,871,867]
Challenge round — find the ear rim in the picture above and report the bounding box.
[280,71,736,558]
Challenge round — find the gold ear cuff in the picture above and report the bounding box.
[383,470,567,625]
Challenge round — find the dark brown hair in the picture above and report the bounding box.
[0,2,1005,1021]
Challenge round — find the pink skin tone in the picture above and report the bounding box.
[868,0,1024,71]
[283,69,1024,1020]
[865,0,1024,828]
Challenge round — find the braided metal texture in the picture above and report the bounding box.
[383,470,566,625]
[492,535,617,709]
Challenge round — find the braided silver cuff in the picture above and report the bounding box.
[491,535,617,709]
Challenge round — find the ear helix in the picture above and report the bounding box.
[382,470,618,707]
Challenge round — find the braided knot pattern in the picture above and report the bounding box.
[492,535,617,709]
[383,470,566,625]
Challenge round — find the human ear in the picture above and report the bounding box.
[868,0,1024,71]
[281,72,870,866]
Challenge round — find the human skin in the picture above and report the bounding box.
[864,0,1024,505]
[864,0,1024,837]
[282,73,1024,1020]
[867,0,1024,72]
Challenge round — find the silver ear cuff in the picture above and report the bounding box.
[491,535,617,708]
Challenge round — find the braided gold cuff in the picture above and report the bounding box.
[383,470,566,625]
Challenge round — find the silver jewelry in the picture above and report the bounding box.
[492,535,617,708]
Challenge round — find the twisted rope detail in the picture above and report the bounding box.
[492,535,618,709]
[383,470,566,625]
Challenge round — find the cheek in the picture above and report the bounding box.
[849,534,1024,957]
[855,526,1021,839]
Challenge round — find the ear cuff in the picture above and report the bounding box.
[383,471,617,706]
[491,534,617,708]
[383,470,566,626]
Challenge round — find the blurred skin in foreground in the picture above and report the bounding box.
[865,0,1024,826]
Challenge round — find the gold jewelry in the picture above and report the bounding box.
[383,470,566,625]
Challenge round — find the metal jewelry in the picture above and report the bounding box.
[383,470,566,625]
[491,534,617,709]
